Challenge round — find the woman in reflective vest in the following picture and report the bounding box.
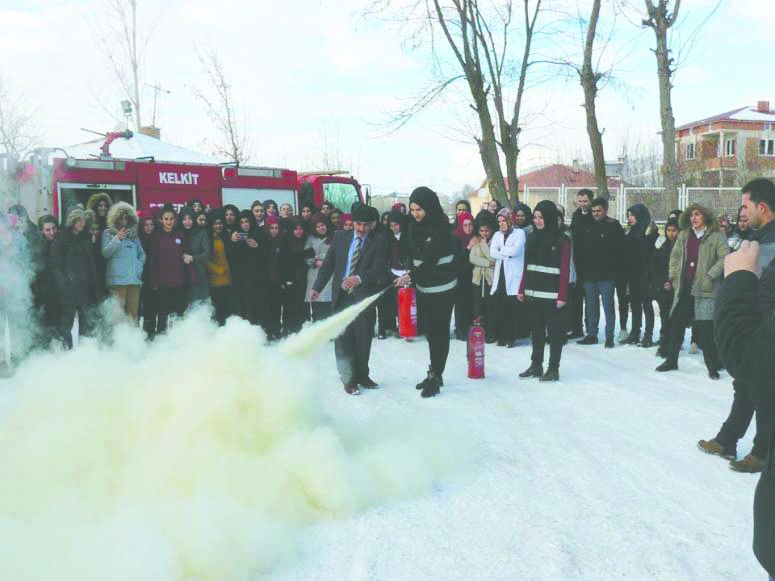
[395,186,458,398]
[518,200,571,383]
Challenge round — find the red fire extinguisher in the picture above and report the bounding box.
[467,317,485,379]
[398,286,417,339]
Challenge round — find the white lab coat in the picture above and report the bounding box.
[489,227,526,296]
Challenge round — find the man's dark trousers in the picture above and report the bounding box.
[334,292,376,384]
[716,380,775,460]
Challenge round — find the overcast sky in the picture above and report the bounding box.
[0,0,772,196]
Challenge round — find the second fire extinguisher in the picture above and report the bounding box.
[467,317,485,379]
[397,286,417,339]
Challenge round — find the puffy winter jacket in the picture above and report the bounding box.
[102,229,145,286]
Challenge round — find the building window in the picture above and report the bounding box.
[686,142,696,160]
[760,139,775,157]
[724,138,736,157]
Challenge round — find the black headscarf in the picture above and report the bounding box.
[408,186,449,240]
[513,203,534,228]
[627,203,651,238]
[178,206,199,233]
[527,200,561,264]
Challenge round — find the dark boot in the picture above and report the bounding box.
[420,371,441,398]
[519,364,543,379]
[639,336,654,348]
[540,366,559,382]
[621,332,640,345]
[656,360,678,372]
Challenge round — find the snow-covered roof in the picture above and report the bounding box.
[53,132,224,165]
[677,104,775,130]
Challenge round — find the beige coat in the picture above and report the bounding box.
[668,225,728,314]
[469,237,495,287]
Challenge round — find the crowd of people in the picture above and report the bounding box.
[2,178,775,579]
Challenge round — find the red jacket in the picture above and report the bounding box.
[149,229,198,288]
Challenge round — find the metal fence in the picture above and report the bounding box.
[523,184,742,223]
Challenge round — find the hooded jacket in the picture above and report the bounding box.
[668,204,729,313]
[101,202,145,286]
[49,210,97,307]
[85,192,113,232]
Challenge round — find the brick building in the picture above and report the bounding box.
[676,100,775,187]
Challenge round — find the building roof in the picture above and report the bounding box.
[52,132,223,165]
[677,104,775,131]
[515,163,622,192]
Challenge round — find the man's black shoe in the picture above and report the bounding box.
[604,338,614,348]
[519,364,543,379]
[577,335,598,345]
[656,361,678,372]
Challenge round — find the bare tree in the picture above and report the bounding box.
[642,0,681,206]
[0,78,37,158]
[579,0,610,198]
[191,50,248,165]
[98,0,145,129]
[374,0,543,206]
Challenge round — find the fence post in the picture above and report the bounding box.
[679,184,688,210]
[560,183,567,209]
[525,186,529,208]
[619,184,626,223]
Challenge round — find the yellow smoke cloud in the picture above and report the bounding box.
[0,309,464,580]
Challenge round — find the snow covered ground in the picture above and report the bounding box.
[272,332,762,580]
[0,312,765,580]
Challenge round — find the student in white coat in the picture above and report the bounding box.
[489,208,527,347]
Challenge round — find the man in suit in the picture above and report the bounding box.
[310,205,389,395]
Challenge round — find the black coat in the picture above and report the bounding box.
[49,229,97,307]
[32,237,58,307]
[648,239,674,301]
[714,271,775,577]
[570,209,593,279]
[313,229,389,307]
[579,217,624,282]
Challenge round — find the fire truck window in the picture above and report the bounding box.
[59,188,134,218]
[322,182,359,212]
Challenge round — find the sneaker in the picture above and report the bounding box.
[567,330,585,340]
[539,367,559,382]
[697,438,737,460]
[604,338,614,348]
[688,342,700,354]
[617,330,628,342]
[708,369,720,380]
[519,364,543,379]
[577,335,598,345]
[729,453,765,473]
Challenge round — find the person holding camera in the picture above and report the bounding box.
[102,202,145,323]
[714,239,775,581]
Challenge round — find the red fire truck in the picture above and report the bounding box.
[9,131,368,220]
